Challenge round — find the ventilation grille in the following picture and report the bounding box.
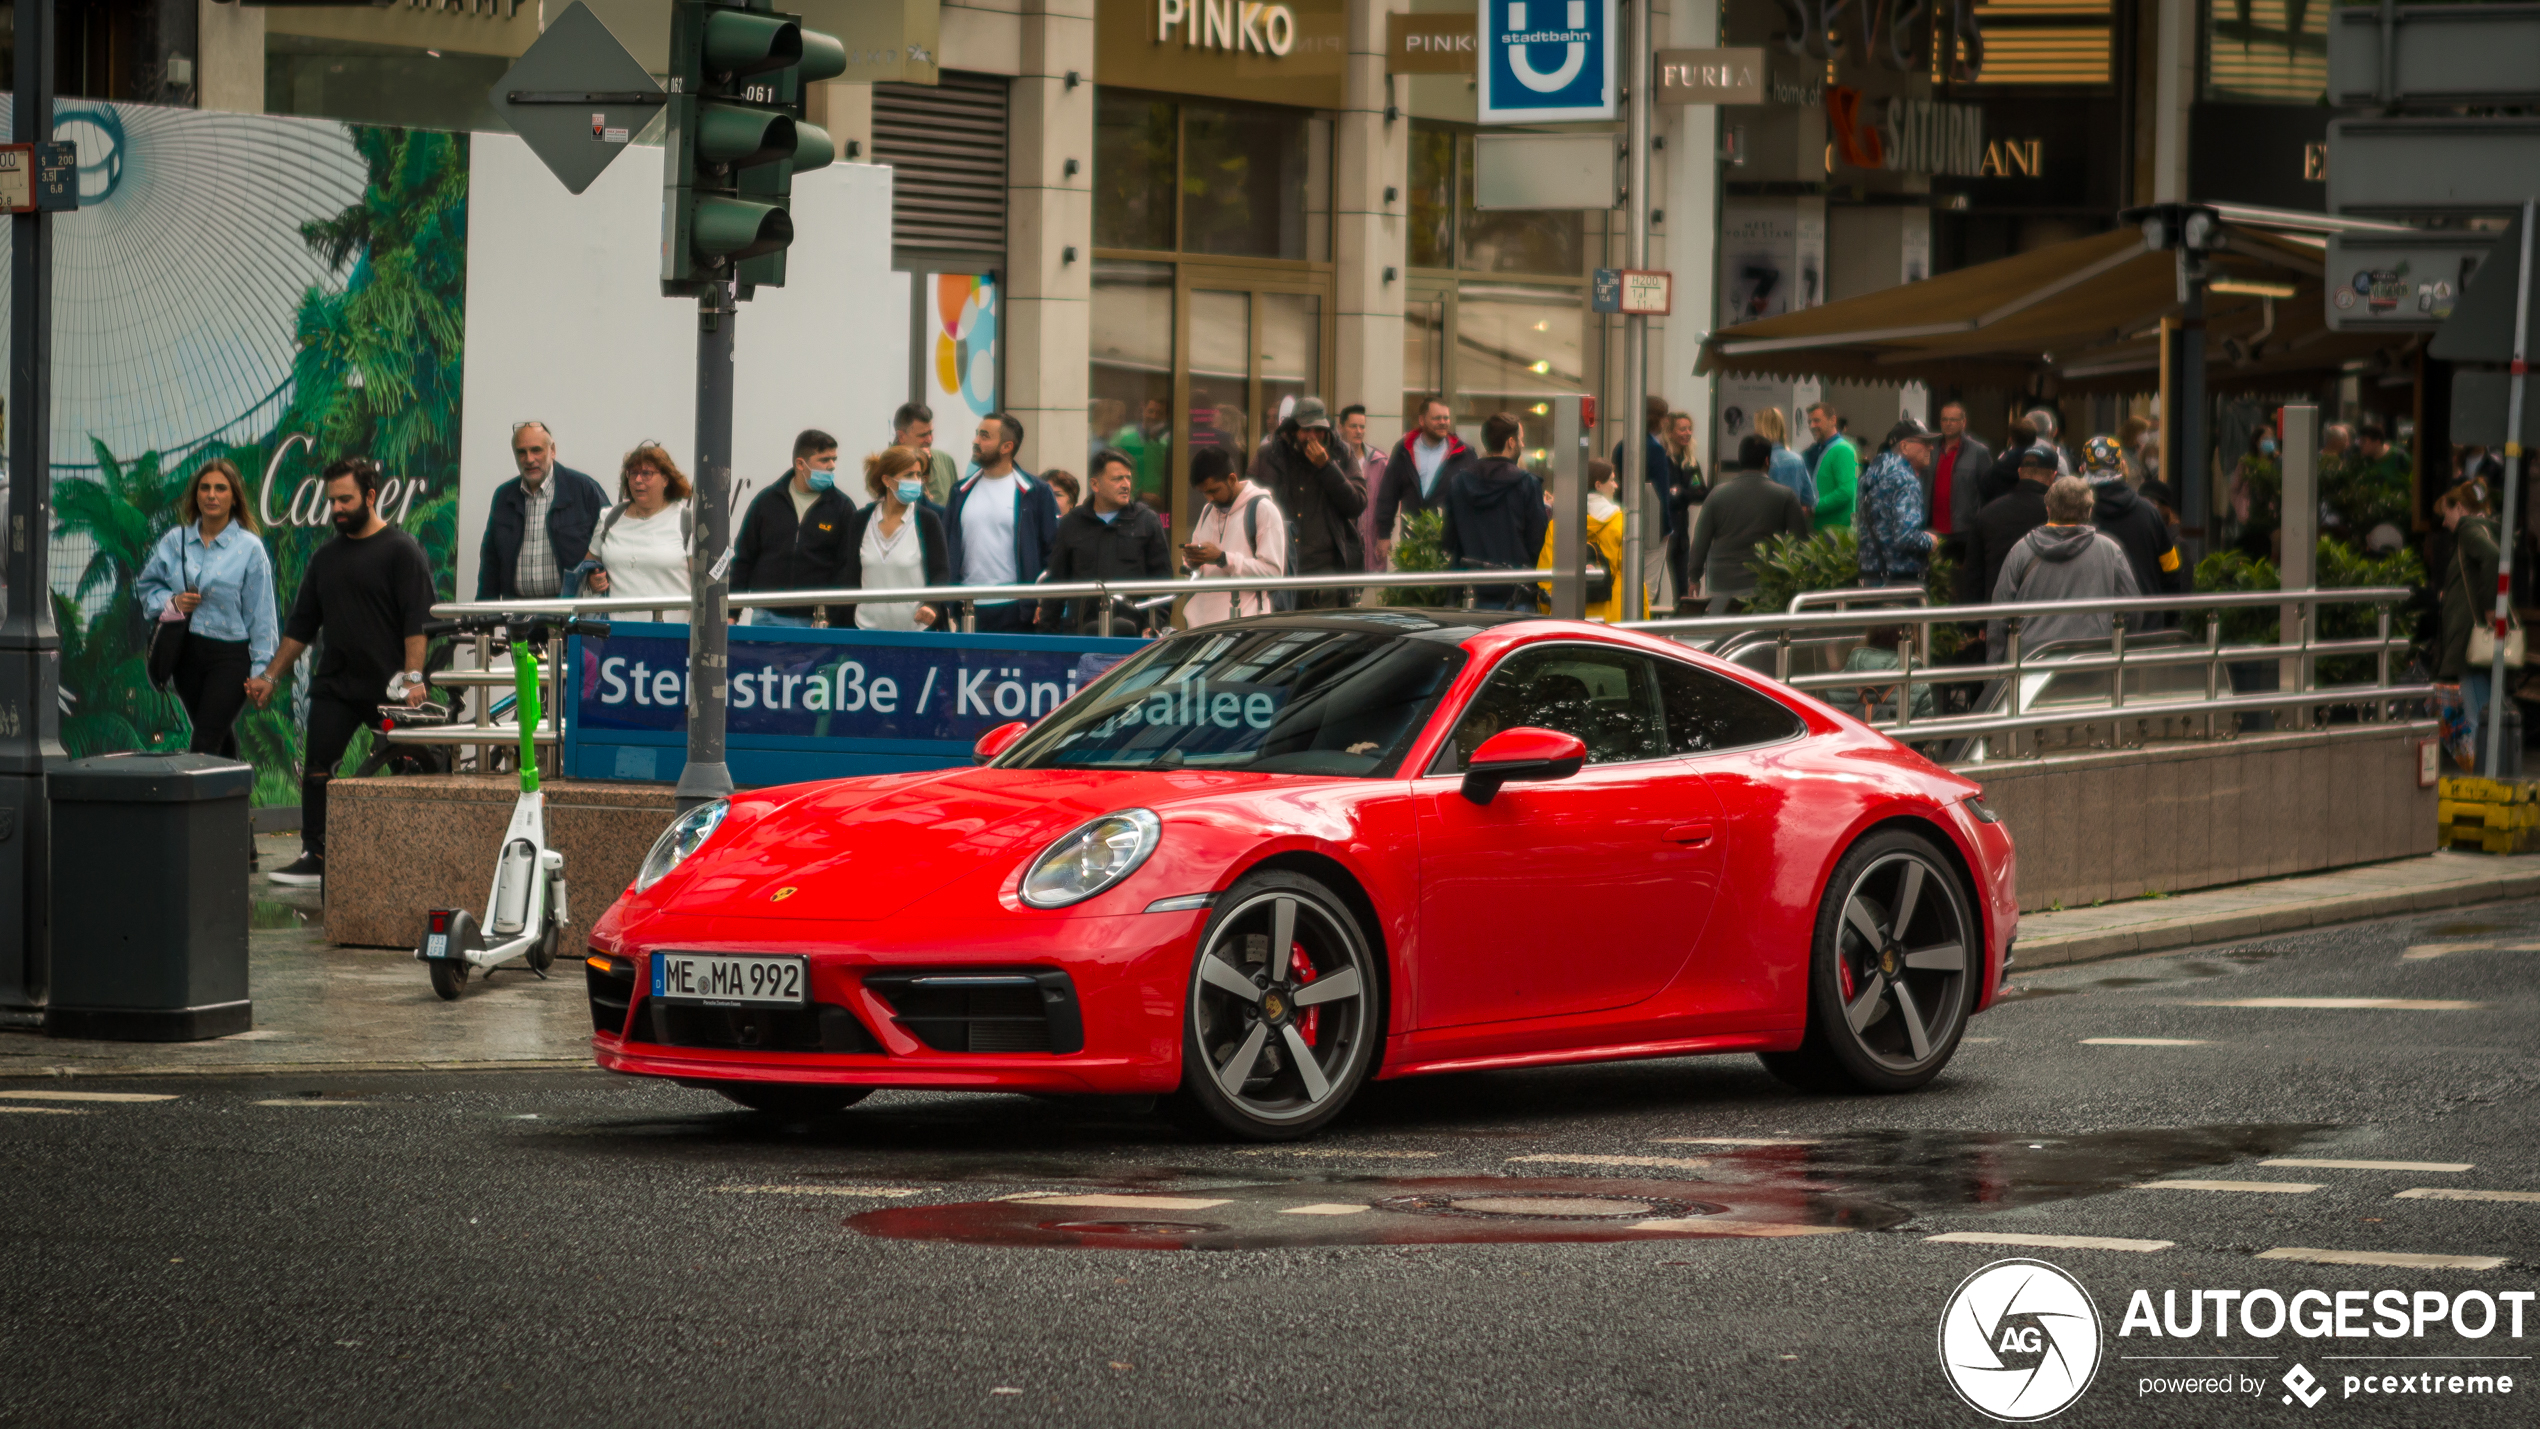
[874,71,1010,254]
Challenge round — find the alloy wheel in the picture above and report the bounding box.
[1188,885,1376,1128]
[1830,851,1971,1072]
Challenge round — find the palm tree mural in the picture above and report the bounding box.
[49,122,468,804]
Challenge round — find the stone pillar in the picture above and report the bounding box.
[2150,0,2195,203]
[197,0,265,115]
[811,81,875,163]
[1334,0,1408,441]
[1658,0,1717,471]
[1004,0,1094,475]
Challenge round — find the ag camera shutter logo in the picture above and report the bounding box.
[1938,1259,2104,1421]
[1478,0,1617,123]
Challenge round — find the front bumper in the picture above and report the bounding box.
[587,909,1202,1097]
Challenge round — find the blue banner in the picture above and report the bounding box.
[563,623,1146,785]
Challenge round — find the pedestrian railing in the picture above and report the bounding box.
[1620,586,2429,760]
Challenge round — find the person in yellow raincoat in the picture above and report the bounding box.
[1539,459,1640,621]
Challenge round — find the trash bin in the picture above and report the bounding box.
[46,754,253,1041]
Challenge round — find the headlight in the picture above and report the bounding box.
[1019,810,1162,909]
[635,799,729,892]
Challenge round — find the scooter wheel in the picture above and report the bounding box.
[428,959,470,1001]
[525,917,557,976]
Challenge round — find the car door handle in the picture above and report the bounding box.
[1665,822,1715,845]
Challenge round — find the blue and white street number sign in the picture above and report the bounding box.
[1477,0,1618,124]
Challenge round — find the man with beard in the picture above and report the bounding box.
[249,457,438,886]
[1249,397,1366,608]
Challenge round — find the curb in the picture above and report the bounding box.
[2014,870,2540,969]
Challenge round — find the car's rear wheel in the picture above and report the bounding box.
[1761,829,1978,1094]
[715,1085,873,1117]
[1168,869,1382,1141]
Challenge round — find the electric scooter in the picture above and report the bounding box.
[415,611,610,1001]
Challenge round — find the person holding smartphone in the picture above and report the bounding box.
[1182,446,1286,627]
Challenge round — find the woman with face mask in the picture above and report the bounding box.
[840,445,949,631]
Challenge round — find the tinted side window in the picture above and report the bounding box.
[1436,645,1668,771]
[1656,659,1807,754]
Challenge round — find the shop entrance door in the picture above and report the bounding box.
[1171,267,1330,556]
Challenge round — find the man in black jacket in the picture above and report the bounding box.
[1041,448,1172,632]
[2088,444,2184,625]
[478,421,608,600]
[1928,401,1992,601]
[730,429,854,626]
[1251,396,1367,608]
[1689,436,1811,612]
[1967,446,2058,628]
[1443,411,1550,611]
[1374,396,1473,564]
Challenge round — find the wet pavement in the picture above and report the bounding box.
[0,834,592,1076]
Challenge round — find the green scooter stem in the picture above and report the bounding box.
[513,639,543,794]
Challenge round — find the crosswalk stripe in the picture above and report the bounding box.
[0,1090,177,1103]
[2082,1038,2211,1046]
[2135,1180,2320,1194]
[2184,998,2485,1010]
[1278,1203,1371,1216]
[1924,1232,2174,1253]
[2262,1158,2472,1172]
[2401,941,2540,961]
[0,1106,81,1115]
[2256,1247,2507,1271]
[713,1185,925,1198]
[2394,1188,2540,1204]
[1508,1153,1710,1171]
[1631,1219,1849,1236]
[251,1100,369,1108]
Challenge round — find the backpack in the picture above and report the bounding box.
[1240,494,1299,613]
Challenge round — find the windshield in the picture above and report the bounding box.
[999,625,1469,777]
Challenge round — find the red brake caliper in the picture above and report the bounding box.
[1289,943,1319,1045]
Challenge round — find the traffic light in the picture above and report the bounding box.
[662,0,846,296]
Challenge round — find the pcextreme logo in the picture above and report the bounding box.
[1938,1259,2104,1421]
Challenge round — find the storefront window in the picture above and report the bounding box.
[1189,289,1253,463]
[1181,102,1331,262]
[265,36,509,132]
[2205,0,2328,102]
[1090,261,1176,510]
[1096,94,1178,252]
[1453,284,1586,472]
[1457,136,1585,277]
[1408,127,1456,270]
[1261,293,1322,430]
[1404,296,1446,422]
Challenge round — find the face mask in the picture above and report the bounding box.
[894,479,924,505]
[806,467,835,492]
[2258,438,2279,455]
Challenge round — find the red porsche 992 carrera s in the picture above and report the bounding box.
[585,609,2017,1139]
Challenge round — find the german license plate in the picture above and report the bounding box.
[650,953,807,1007]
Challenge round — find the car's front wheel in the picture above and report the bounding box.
[1169,869,1383,1141]
[1761,829,1979,1094]
[715,1085,873,1117]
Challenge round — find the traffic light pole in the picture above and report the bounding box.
[676,281,738,812]
[0,0,62,1023]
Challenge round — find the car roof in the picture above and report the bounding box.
[1197,607,1544,644]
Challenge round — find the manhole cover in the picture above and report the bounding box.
[1374,1192,1719,1221]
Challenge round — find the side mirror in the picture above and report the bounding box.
[973,720,1029,765]
[1459,726,1587,804]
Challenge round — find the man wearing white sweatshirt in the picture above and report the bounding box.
[1180,445,1288,626]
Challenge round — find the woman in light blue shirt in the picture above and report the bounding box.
[136,458,279,759]
[1752,405,1817,514]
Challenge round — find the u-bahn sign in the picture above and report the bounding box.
[1478,0,1619,124]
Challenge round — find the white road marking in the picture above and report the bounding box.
[0,1106,81,1115]
[1279,1203,1371,1216]
[1631,1219,1850,1236]
[2082,1037,2212,1046]
[250,1100,368,1107]
[1961,1037,2002,1044]
[1653,1138,1822,1147]
[2395,1188,2540,1204]
[2257,1247,2507,1271]
[2401,941,2540,961]
[1508,1153,1710,1171]
[2184,998,2486,1010]
[1924,1231,2175,1253]
[2135,1179,2320,1194]
[0,1090,177,1103]
[217,1030,289,1041]
[1011,1194,1231,1211]
[714,1185,925,1198]
[2262,1158,2472,1173]
[1233,1148,1442,1159]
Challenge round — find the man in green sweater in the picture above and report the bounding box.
[1803,401,1858,533]
[1690,435,1814,612]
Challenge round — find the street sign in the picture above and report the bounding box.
[2324,231,2496,333]
[1477,0,1618,125]
[34,140,75,211]
[489,1,667,196]
[1474,132,1616,210]
[2328,117,2540,216]
[1654,47,1763,105]
[1591,268,1672,314]
[1388,12,1476,73]
[0,148,31,214]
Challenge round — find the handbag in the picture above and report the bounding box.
[2457,555,2526,670]
[1582,543,1614,605]
[146,541,192,690]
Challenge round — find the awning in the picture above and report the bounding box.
[1697,219,2420,394]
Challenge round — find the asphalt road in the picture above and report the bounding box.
[4,902,2537,1429]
